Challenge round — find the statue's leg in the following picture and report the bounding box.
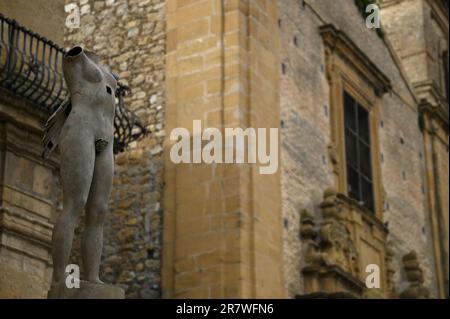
[51,135,95,287]
[82,144,114,283]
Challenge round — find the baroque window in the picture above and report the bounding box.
[343,91,374,212]
[316,24,393,298]
[321,24,391,219]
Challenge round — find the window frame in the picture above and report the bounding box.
[321,24,388,220]
[343,90,375,213]
[337,76,383,219]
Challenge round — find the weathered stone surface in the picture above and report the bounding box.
[381,0,449,299]
[0,93,60,298]
[279,0,446,298]
[163,0,283,299]
[48,281,125,299]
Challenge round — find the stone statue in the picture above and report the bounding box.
[43,46,122,298]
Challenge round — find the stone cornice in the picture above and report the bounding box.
[0,87,50,134]
[0,121,60,169]
[0,207,53,264]
[414,80,449,128]
[426,0,449,37]
[419,98,450,131]
[320,24,392,96]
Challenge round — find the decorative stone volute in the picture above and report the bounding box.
[385,242,397,298]
[399,251,429,299]
[299,209,317,242]
[299,209,321,267]
[320,188,343,221]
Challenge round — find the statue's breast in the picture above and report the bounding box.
[85,67,117,111]
[67,69,116,135]
[101,69,117,103]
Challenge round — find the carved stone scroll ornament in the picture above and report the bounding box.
[318,188,359,275]
[385,241,397,298]
[399,251,430,299]
[298,188,364,298]
[299,209,321,266]
[299,190,359,275]
[327,143,340,173]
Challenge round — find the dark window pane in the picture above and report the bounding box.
[343,90,375,213]
[344,92,356,131]
[357,105,370,143]
[345,130,358,167]
[361,178,374,212]
[347,165,360,201]
[359,141,372,179]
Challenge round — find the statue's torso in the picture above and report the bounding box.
[61,49,117,146]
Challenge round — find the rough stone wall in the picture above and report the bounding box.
[279,0,438,298]
[278,1,333,297]
[381,0,449,297]
[380,0,427,85]
[64,0,165,298]
[381,0,448,98]
[424,4,448,92]
[378,89,436,297]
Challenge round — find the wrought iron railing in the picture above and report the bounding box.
[0,13,146,153]
[113,83,147,153]
[0,13,67,110]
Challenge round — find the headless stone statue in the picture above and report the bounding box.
[44,46,122,298]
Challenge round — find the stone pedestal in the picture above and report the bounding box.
[48,281,125,299]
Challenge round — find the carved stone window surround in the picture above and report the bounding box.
[297,24,395,299]
[320,23,391,220]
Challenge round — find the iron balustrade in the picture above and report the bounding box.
[0,13,146,153]
[0,13,67,111]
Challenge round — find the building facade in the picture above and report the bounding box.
[0,0,448,299]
